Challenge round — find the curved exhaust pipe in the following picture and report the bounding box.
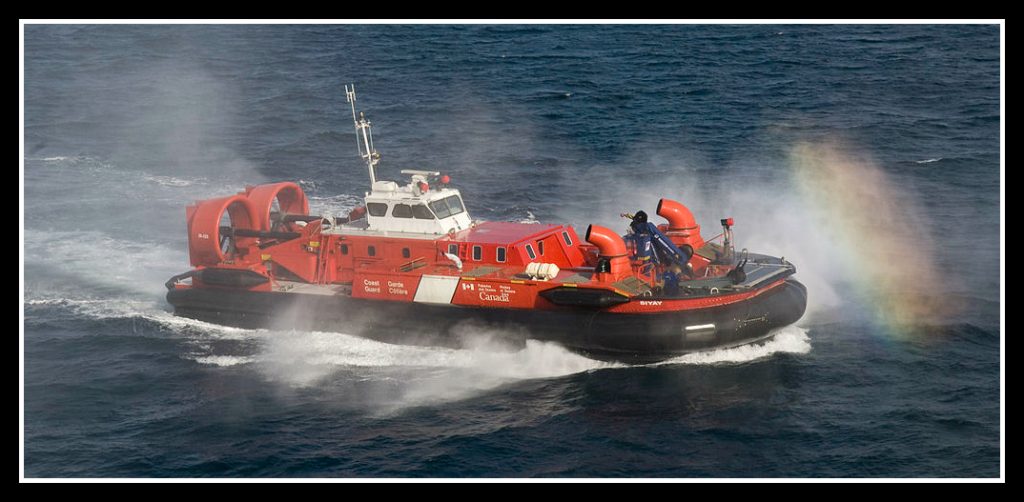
[656,198,705,250]
[585,224,628,257]
[585,224,630,281]
[656,198,698,230]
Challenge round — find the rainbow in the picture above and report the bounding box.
[789,141,953,338]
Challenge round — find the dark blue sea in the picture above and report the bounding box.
[22,24,1001,478]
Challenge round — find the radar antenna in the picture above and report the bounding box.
[345,84,380,186]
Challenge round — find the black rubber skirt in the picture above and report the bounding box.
[167,279,807,363]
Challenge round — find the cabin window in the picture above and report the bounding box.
[525,244,536,260]
[472,245,482,261]
[496,247,506,263]
[340,244,349,255]
[402,247,411,258]
[368,245,376,257]
[367,203,388,217]
[412,204,434,220]
[447,243,458,255]
[392,204,413,218]
[562,231,573,246]
[428,195,466,219]
[538,240,545,255]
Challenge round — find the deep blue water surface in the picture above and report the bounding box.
[23,24,1001,477]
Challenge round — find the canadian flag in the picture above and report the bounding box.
[461,283,475,291]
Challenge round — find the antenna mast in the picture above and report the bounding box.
[345,84,380,186]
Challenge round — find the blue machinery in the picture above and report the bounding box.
[623,210,694,270]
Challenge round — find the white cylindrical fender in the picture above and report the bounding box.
[525,262,540,278]
[538,262,560,280]
[525,262,559,280]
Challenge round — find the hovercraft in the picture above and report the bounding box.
[166,86,807,363]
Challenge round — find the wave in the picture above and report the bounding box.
[655,325,811,366]
[306,193,363,215]
[24,154,262,203]
[25,155,99,163]
[183,328,615,372]
[30,287,810,376]
[191,355,257,367]
[24,229,187,299]
[24,292,614,390]
[30,287,810,412]
[143,174,200,187]
[25,295,163,321]
[915,158,943,164]
[25,293,611,391]
[518,210,540,224]
[176,325,619,411]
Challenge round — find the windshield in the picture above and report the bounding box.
[428,195,465,219]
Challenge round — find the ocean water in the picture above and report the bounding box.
[22,24,1001,478]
